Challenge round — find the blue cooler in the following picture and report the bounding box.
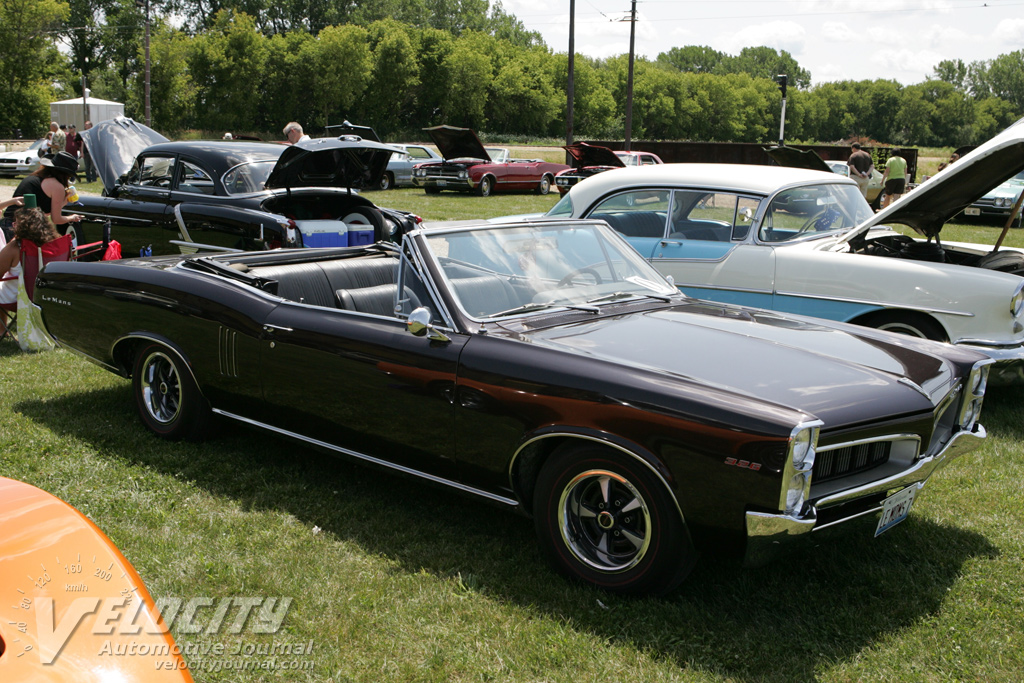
[295,220,348,248]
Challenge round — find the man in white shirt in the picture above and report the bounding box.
[282,122,310,145]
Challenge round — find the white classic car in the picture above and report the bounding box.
[0,138,46,176]
[542,120,1024,384]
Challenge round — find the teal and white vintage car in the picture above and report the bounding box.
[542,120,1024,384]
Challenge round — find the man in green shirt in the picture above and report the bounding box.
[881,149,908,209]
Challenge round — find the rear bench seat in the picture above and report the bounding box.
[250,257,400,312]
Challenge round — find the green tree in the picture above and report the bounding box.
[144,24,194,131]
[441,31,492,127]
[359,19,420,131]
[0,0,69,134]
[409,27,454,126]
[187,10,268,130]
[261,30,316,132]
[985,50,1024,113]
[300,23,371,127]
[933,58,969,92]
[656,46,725,74]
[550,54,617,138]
[716,46,810,90]
[486,48,558,135]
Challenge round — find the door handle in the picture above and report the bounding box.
[262,324,293,334]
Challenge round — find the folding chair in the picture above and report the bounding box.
[0,235,73,344]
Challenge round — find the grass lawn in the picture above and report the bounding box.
[2,186,1024,683]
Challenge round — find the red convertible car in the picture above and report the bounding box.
[412,125,569,197]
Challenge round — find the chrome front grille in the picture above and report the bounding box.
[814,441,891,482]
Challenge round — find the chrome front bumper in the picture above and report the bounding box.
[956,340,1024,385]
[743,425,986,567]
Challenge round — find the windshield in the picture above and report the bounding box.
[546,193,574,217]
[424,222,677,320]
[760,182,873,243]
[222,160,276,195]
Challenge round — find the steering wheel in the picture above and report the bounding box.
[557,267,603,288]
[798,208,839,233]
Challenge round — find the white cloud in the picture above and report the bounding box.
[718,21,807,55]
[871,48,945,77]
[821,22,855,42]
[993,18,1024,45]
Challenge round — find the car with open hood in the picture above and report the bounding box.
[543,119,1024,384]
[554,143,664,195]
[34,217,990,595]
[411,125,569,197]
[74,117,419,258]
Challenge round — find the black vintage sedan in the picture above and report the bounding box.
[36,219,991,594]
[73,117,419,258]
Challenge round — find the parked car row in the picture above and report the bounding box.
[26,116,1024,595]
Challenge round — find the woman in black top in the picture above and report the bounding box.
[3,152,83,230]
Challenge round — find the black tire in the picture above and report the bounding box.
[533,443,695,595]
[379,172,394,191]
[132,343,212,441]
[535,174,552,195]
[860,310,948,342]
[476,176,493,197]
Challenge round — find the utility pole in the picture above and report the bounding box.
[777,74,788,146]
[566,0,575,156]
[623,0,636,151]
[136,0,151,126]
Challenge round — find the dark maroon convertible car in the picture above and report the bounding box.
[36,218,991,594]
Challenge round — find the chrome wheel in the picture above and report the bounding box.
[558,469,652,572]
[140,351,181,425]
[875,321,928,338]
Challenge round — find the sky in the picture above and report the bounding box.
[501,0,1024,86]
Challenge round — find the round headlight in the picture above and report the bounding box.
[791,430,813,469]
[960,400,978,428]
[1011,287,1024,317]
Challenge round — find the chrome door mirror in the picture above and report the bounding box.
[406,307,449,342]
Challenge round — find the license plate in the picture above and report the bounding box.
[875,486,916,537]
[436,180,447,187]
[965,207,981,216]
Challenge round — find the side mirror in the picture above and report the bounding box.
[406,307,449,342]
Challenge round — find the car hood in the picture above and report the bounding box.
[264,136,402,190]
[765,145,834,174]
[564,142,626,171]
[423,125,491,162]
[840,117,1024,242]
[79,116,169,190]
[521,300,958,426]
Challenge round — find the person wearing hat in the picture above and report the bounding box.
[3,151,83,228]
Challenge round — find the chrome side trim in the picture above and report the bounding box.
[212,409,519,507]
[508,432,687,526]
[55,342,123,375]
[218,327,238,377]
[774,289,975,317]
[673,282,774,296]
[170,239,243,254]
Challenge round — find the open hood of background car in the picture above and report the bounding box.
[264,136,402,190]
[840,117,1024,243]
[324,121,381,142]
[424,125,491,162]
[564,142,626,171]
[764,145,834,174]
[79,116,169,190]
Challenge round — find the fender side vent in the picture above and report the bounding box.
[218,327,238,377]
